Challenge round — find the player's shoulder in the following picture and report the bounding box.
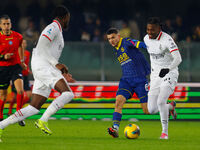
[161,31,172,40]
[43,21,60,34]
[160,31,175,43]
[12,31,23,39]
[143,34,149,42]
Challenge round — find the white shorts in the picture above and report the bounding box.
[31,58,67,98]
[149,70,178,95]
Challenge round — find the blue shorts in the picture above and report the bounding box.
[116,77,148,103]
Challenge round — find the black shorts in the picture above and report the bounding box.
[0,64,22,89]
[23,75,31,91]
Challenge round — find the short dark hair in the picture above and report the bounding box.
[0,15,10,20]
[106,28,119,35]
[53,5,69,19]
[147,17,161,26]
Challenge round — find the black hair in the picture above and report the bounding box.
[147,17,161,26]
[53,5,69,19]
[106,28,119,35]
[0,14,10,20]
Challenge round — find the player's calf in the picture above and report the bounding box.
[169,101,177,120]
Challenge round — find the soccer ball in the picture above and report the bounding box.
[124,124,140,139]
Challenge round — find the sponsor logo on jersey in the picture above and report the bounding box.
[149,53,165,59]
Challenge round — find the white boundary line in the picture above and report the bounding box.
[68,81,200,87]
[30,80,200,87]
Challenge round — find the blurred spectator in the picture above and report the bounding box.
[92,28,102,42]
[173,15,187,41]
[22,20,39,48]
[26,0,41,30]
[81,31,90,41]
[192,25,200,42]
[129,20,140,40]
[163,19,175,35]
[119,21,131,38]
[84,17,95,38]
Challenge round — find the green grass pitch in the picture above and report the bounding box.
[0,120,200,150]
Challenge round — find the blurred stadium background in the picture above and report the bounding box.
[2,0,200,120]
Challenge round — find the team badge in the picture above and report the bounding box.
[8,41,13,45]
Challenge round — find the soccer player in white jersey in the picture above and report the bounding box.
[0,5,75,142]
[144,17,182,140]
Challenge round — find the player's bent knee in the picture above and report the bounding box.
[62,91,74,104]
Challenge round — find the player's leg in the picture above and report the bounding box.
[13,78,26,126]
[0,90,7,121]
[147,88,159,114]
[108,78,132,138]
[157,86,173,139]
[0,80,48,139]
[134,80,149,114]
[8,85,16,115]
[35,78,73,135]
[108,95,126,138]
[39,78,74,123]
[22,75,32,105]
[14,79,24,111]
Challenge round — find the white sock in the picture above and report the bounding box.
[157,86,172,135]
[0,105,39,129]
[40,91,74,122]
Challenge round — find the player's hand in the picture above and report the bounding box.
[159,68,169,78]
[63,73,76,83]
[4,53,13,60]
[20,62,27,70]
[56,63,68,74]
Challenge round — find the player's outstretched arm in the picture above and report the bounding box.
[127,39,147,49]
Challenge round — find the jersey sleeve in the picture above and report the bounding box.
[126,38,147,49]
[165,36,179,53]
[42,24,59,42]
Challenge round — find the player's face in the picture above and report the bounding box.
[62,14,70,30]
[146,24,161,39]
[0,19,12,35]
[107,33,120,47]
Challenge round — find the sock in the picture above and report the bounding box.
[0,105,39,129]
[16,94,24,111]
[113,112,122,130]
[157,86,172,135]
[40,92,74,122]
[23,92,30,105]
[8,99,15,115]
[0,99,5,119]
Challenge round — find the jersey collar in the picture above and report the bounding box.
[156,31,162,40]
[53,19,62,32]
[0,30,12,36]
[115,38,123,50]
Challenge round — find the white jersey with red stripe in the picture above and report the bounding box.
[32,20,64,66]
[144,31,179,72]
[31,20,69,98]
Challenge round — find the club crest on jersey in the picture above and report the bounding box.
[8,41,13,45]
[47,29,52,34]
